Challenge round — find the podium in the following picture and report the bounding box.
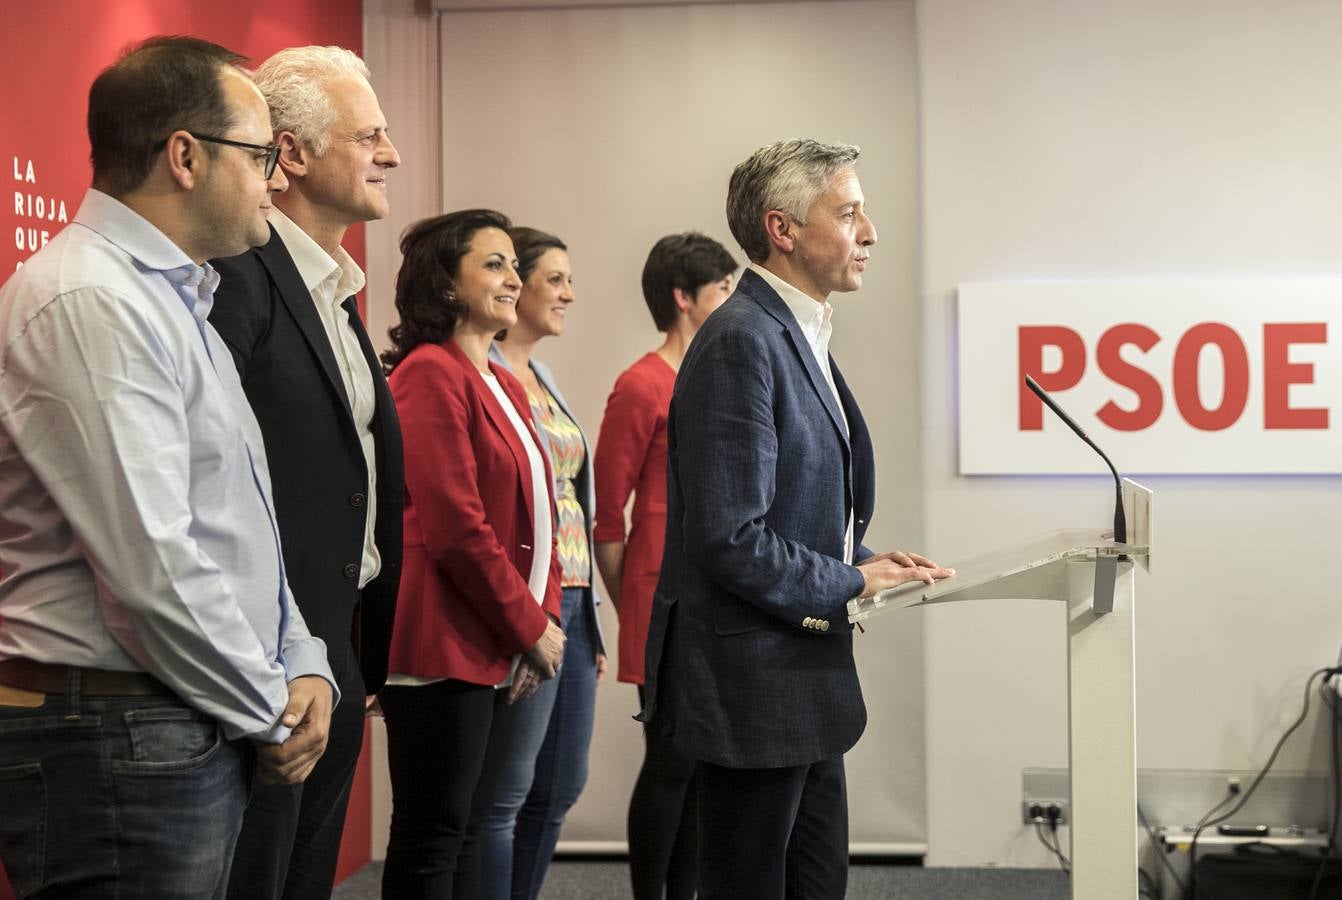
[848,479,1153,900]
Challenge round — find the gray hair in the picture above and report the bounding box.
[725,139,861,263]
[253,46,372,156]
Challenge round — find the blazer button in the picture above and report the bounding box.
[349,492,366,508]
[803,616,813,628]
[343,563,359,578]
[820,620,830,632]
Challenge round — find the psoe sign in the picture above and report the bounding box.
[957,280,1342,474]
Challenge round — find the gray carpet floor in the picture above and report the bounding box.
[334,860,1070,899]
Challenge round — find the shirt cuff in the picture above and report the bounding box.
[284,636,341,705]
[254,717,294,745]
[249,637,341,745]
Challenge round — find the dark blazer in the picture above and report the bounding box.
[209,227,403,693]
[642,268,876,769]
[387,339,563,685]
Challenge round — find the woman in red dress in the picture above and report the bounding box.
[593,232,737,900]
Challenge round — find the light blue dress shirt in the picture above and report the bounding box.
[0,189,336,742]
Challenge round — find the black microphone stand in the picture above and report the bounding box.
[1024,374,1127,546]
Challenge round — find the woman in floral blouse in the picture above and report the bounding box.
[481,226,607,900]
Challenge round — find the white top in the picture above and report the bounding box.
[0,190,335,742]
[269,209,381,589]
[749,263,854,565]
[482,370,552,688]
[481,371,552,606]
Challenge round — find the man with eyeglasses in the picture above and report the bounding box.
[208,46,402,900]
[0,36,336,897]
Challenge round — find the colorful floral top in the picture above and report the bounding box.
[529,386,591,588]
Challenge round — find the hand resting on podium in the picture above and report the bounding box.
[856,550,955,599]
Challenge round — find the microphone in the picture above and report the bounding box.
[1024,374,1127,545]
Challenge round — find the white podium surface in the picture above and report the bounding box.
[850,481,1152,900]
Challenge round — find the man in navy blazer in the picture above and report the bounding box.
[642,139,954,899]
[208,47,403,900]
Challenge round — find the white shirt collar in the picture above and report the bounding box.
[267,207,366,304]
[749,262,834,353]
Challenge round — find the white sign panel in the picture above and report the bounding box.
[958,280,1342,474]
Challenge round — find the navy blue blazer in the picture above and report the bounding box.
[641,268,876,769]
[209,227,404,695]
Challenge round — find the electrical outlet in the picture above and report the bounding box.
[1021,800,1069,825]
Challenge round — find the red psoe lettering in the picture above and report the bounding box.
[1095,324,1162,431]
[1019,325,1085,430]
[1264,323,1328,429]
[1172,323,1249,431]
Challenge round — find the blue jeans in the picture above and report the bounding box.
[479,587,599,900]
[0,681,248,898]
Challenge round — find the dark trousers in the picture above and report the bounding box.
[380,679,521,900]
[628,685,698,900]
[226,661,367,900]
[696,757,848,900]
[0,680,248,899]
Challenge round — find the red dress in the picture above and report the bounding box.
[593,352,675,684]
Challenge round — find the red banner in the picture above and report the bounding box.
[3,1,366,275]
[1,3,369,896]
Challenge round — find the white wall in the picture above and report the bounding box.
[434,0,927,850]
[363,0,444,858]
[363,0,443,365]
[364,0,1342,872]
[918,0,1342,866]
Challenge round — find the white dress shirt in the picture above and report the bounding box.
[481,371,552,607]
[749,263,854,565]
[268,209,381,589]
[482,370,552,688]
[0,189,335,742]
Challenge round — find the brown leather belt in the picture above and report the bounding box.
[0,658,174,697]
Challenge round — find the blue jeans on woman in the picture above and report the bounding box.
[0,683,248,898]
[480,587,599,900]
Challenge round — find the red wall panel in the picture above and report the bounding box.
[3,0,367,274]
[0,2,373,895]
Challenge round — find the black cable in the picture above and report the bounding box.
[1306,667,1342,900]
[1138,865,1162,900]
[1034,821,1070,873]
[1189,666,1342,900]
[1138,804,1185,897]
[1033,821,1057,863]
[1047,807,1071,874]
[1187,788,1239,899]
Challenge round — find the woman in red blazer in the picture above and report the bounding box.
[379,209,566,900]
[593,232,737,900]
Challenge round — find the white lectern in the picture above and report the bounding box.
[848,480,1153,900]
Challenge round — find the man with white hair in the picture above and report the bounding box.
[209,45,403,900]
[640,139,954,898]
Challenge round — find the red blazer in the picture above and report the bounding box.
[593,352,675,683]
[387,338,562,685]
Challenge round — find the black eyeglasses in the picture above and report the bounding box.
[189,133,281,179]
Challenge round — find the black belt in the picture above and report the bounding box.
[0,657,174,697]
